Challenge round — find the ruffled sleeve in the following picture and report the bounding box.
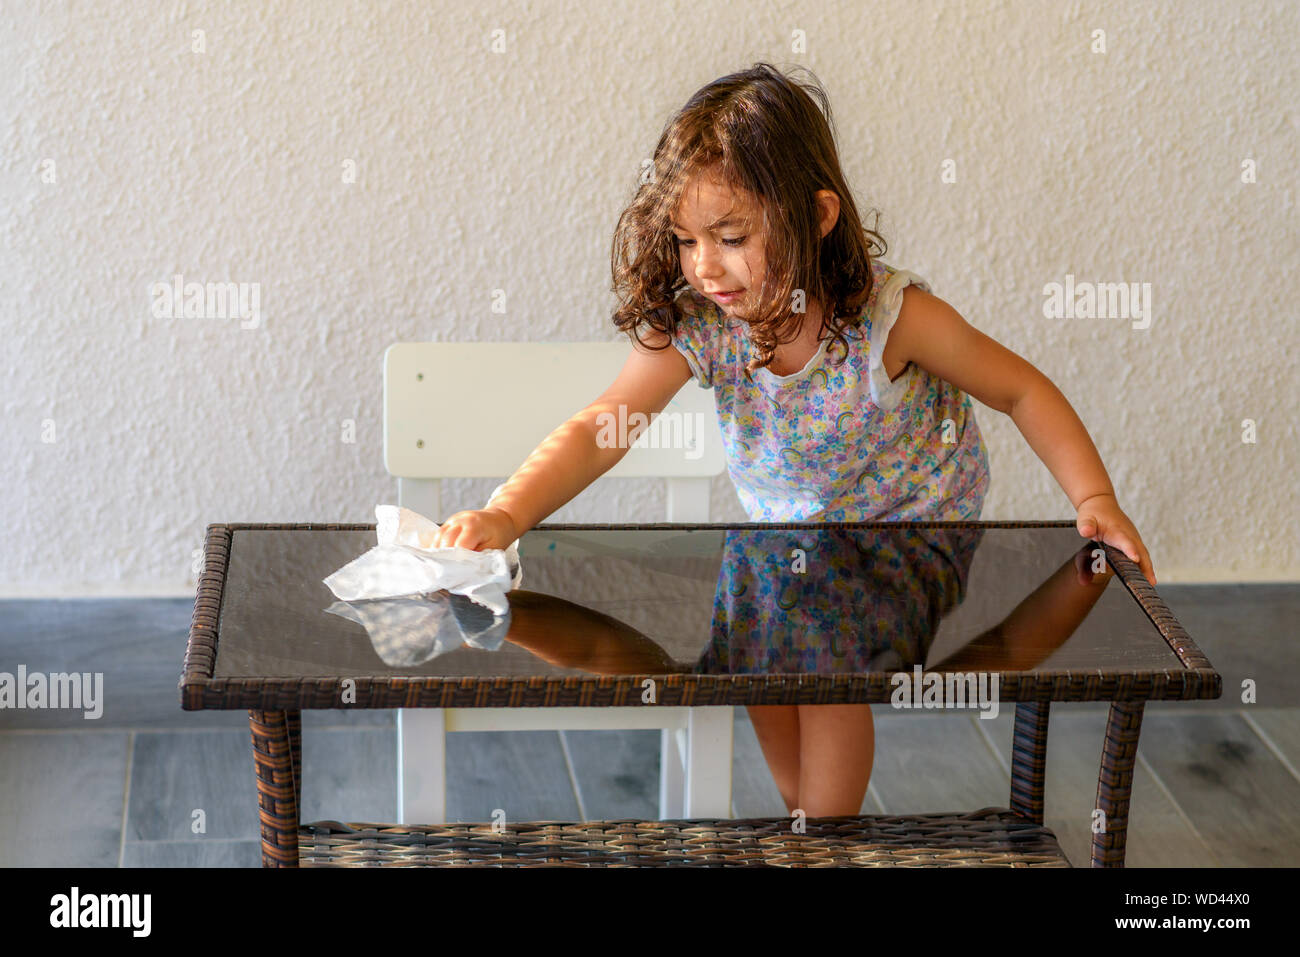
[667,286,724,389]
[867,264,933,411]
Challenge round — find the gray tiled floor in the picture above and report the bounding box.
[1,585,1297,867]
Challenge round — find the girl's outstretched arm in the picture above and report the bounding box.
[886,285,1157,584]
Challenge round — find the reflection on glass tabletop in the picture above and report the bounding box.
[209,524,1189,682]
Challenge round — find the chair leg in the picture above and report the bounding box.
[658,728,686,819]
[684,707,734,818]
[1009,700,1050,825]
[1091,700,1145,868]
[286,709,302,810]
[396,708,447,825]
[249,709,299,867]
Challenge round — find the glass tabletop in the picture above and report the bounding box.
[209,523,1189,684]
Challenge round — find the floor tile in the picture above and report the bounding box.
[0,731,129,867]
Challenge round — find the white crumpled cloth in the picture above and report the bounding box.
[322,503,523,616]
[324,591,511,667]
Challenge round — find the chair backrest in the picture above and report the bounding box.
[383,342,726,522]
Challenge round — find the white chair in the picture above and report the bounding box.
[383,341,734,824]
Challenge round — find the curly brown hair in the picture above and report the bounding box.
[610,62,888,380]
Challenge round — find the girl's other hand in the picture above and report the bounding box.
[428,507,520,551]
[1075,493,1157,585]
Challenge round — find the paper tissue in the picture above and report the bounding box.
[322,503,523,615]
[324,591,512,667]
[321,501,523,667]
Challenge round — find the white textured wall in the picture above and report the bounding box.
[2,0,1295,595]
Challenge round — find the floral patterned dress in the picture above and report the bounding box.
[668,258,990,523]
[692,525,984,675]
[668,259,992,674]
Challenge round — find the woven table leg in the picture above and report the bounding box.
[249,709,300,868]
[1009,700,1050,825]
[1091,700,1145,868]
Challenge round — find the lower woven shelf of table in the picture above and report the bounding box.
[298,807,1071,867]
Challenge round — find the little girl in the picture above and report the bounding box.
[431,63,1157,817]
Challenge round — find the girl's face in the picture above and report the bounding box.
[671,174,766,318]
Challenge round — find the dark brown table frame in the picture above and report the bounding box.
[180,521,1222,868]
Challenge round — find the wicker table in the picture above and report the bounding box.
[180,520,1220,868]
